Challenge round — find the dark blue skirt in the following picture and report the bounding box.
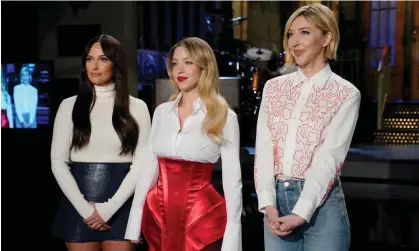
[52,162,133,242]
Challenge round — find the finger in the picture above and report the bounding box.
[85,216,100,225]
[268,221,281,230]
[131,240,140,245]
[84,214,95,223]
[267,223,278,235]
[266,220,276,228]
[266,224,275,234]
[268,216,281,224]
[279,223,294,232]
[84,217,97,224]
[87,218,102,228]
[84,213,102,224]
[268,219,277,225]
[86,217,102,225]
[269,227,278,235]
[91,222,104,230]
[276,230,292,236]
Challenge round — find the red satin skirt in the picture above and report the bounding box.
[142,157,227,251]
[1,110,9,128]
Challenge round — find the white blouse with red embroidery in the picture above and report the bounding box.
[254,64,361,222]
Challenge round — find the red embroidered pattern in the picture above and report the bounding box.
[292,81,353,178]
[253,154,258,188]
[264,77,354,179]
[264,78,303,176]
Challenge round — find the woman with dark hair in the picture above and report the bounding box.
[51,34,151,251]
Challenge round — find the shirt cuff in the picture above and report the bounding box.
[257,190,276,214]
[291,197,317,223]
[95,202,113,223]
[124,209,143,241]
[221,221,242,251]
[80,203,95,219]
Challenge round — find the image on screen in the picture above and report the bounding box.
[1,62,52,129]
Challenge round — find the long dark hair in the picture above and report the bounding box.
[70,34,139,155]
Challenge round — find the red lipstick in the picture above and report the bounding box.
[177,76,188,82]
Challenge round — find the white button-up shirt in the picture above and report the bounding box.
[254,64,361,222]
[125,93,243,251]
[13,84,38,123]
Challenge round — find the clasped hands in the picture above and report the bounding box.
[265,206,306,236]
[83,201,111,231]
[83,202,143,244]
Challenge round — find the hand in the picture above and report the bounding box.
[265,206,292,236]
[277,214,306,232]
[131,238,143,245]
[83,201,111,231]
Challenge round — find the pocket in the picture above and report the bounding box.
[323,182,345,204]
[322,185,350,227]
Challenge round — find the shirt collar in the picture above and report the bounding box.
[169,91,204,114]
[296,63,332,88]
[93,83,115,97]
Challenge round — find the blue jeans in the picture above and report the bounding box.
[264,179,351,251]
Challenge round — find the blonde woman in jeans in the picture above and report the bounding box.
[254,4,360,251]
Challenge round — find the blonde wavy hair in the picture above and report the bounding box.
[166,37,229,144]
[283,3,340,65]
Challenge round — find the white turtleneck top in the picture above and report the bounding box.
[51,83,151,222]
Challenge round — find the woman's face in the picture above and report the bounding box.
[21,70,31,85]
[287,16,330,68]
[171,46,202,92]
[85,42,114,86]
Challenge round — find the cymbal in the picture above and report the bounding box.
[245,47,273,61]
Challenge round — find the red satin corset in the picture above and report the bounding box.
[142,157,227,251]
[1,110,9,128]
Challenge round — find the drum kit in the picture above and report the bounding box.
[206,11,287,145]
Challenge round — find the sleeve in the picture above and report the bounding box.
[220,111,243,251]
[13,86,23,122]
[124,106,160,241]
[30,87,38,124]
[254,84,276,214]
[6,96,14,128]
[95,100,152,222]
[50,99,94,219]
[291,90,361,222]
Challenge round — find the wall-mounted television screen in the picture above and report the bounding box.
[1,61,53,129]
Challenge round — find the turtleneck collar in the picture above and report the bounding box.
[93,83,115,97]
